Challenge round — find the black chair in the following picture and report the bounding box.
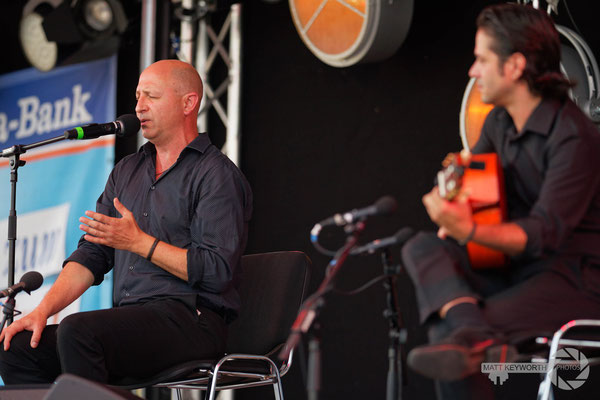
[114,251,311,400]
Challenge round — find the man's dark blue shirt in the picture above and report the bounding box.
[65,133,253,321]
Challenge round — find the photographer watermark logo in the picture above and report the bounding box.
[481,347,589,389]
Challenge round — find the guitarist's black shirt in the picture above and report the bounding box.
[472,98,600,279]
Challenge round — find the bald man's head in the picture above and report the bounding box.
[136,59,204,143]
[145,60,203,107]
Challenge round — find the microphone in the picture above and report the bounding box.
[64,114,140,140]
[0,271,44,299]
[351,227,414,255]
[311,196,398,239]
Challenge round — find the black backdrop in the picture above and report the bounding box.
[236,1,486,399]
[3,1,600,399]
[239,1,481,399]
[238,2,476,399]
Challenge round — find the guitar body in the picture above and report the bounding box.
[437,152,508,269]
[463,153,507,269]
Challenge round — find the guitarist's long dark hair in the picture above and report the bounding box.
[477,4,573,100]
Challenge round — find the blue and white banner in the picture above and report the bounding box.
[0,56,117,321]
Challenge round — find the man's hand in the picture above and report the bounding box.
[0,309,47,351]
[422,187,475,242]
[79,198,146,254]
[81,198,190,280]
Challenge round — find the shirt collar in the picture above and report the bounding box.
[140,132,212,156]
[519,97,562,136]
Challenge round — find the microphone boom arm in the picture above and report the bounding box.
[280,221,366,360]
[1,135,67,159]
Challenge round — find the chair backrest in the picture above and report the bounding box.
[226,251,311,355]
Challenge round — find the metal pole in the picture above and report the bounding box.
[140,0,156,71]
[138,0,156,148]
[180,0,196,64]
[196,17,209,133]
[225,4,242,166]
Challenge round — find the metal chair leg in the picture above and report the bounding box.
[272,363,284,400]
[205,375,217,400]
[273,381,284,400]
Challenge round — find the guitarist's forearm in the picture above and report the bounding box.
[470,222,527,257]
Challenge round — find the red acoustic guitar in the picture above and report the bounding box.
[436,152,508,269]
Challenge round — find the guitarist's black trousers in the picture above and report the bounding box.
[402,231,600,333]
[402,232,600,399]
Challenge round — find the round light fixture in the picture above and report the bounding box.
[289,0,413,67]
[19,11,58,72]
[83,0,114,32]
[459,78,494,150]
[19,0,127,72]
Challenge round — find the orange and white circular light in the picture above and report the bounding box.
[289,0,413,67]
[459,77,494,150]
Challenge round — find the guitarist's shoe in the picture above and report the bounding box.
[407,327,518,381]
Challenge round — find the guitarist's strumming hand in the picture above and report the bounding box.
[422,186,475,243]
[430,152,515,267]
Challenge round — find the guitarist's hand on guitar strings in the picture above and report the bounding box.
[441,150,472,168]
[423,187,475,243]
[434,152,511,267]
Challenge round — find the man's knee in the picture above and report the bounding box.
[402,232,440,262]
[402,232,441,275]
[56,313,94,352]
[0,330,34,367]
[0,332,29,383]
[56,312,109,382]
[0,330,59,384]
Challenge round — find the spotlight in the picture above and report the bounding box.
[84,0,115,32]
[19,8,58,72]
[19,0,127,72]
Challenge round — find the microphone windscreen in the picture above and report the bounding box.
[20,271,44,293]
[116,114,141,137]
[374,195,398,215]
[394,227,414,243]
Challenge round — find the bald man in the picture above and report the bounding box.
[0,60,253,384]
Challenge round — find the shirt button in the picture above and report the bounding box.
[151,185,155,190]
[125,292,130,297]
[143,212,148,217]
[129,265,134,271]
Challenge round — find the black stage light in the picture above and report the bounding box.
[19,0,127,72]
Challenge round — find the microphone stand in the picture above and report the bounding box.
[0,296,16,333]
[2,135,68,325]
[380,248,407,400]
[280,221,366,400]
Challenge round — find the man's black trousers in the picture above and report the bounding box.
[0,298,226,384]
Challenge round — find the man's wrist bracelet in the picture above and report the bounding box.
[459,222,477,246]
[147,238,160,261]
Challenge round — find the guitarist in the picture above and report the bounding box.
[403,3,600,397]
